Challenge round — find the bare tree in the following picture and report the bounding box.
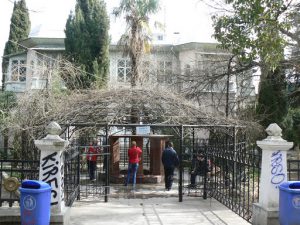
[178,52,256,119]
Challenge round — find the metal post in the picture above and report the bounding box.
[21,130,26,180]
[203,145,207,199]
[105,124,109,202]
[77,146,81,200]
[232,126,237,189]
[226,70,230,118]
[192,128,195,154]
[179,125,183,202]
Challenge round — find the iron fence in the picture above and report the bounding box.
[63,127,111,202]
[64,146,80,207]
[0,123,262,224]
[288,159,300,181]
[180,126,261,223]
[0,147,82,208]
[0,159,39,207]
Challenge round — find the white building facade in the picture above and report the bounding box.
[3,37,256,115]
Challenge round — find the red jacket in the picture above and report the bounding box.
[86,146,97,161]
[128,146,142,164]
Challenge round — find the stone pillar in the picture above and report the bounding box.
[252,123,293,225]
[35,122,69,214]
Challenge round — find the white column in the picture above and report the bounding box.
[253,123,294,225]
[257,123,293,209]
[35,121,69,213]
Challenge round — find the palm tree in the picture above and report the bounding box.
[113,0,160,87]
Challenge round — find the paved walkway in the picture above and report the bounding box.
[69,184,251,225]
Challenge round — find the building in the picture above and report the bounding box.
[2,36,256,115]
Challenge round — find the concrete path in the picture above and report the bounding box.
[69,184,251,225]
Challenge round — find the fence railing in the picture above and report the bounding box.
[0,159,39,207]
[288,159,300,181]
[64,146,80,207]
[0,148,81,208]
[180,127,261,223]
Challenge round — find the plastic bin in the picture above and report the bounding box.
[279,181,300,225]
[19,180,51,225]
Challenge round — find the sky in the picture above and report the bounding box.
[0,0,216,79]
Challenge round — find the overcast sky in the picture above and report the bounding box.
[0,0,216,78]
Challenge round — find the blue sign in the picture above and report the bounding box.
[136,126,150,135]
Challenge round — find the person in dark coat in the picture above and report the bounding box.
[189,153,211,187]
[161,141,179,191]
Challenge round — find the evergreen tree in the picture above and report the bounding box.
[256,66,288,128]
[64,0,110,88]
[282,108,300,148]
[2,0,31,89]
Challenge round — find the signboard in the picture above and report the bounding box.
[136,126,151,135]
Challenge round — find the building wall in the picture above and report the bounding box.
[5,49,63,92]
[3,39,256,116]
[109,46,180,88]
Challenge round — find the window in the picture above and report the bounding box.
[36,55,56,79]
[117,59,131,83]
[10,59,26,82]
[158,61,172,83]
[202,56,214,73]
[185,64,191,76]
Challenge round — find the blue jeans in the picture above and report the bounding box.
[125,163,139,187]
[87,160,96,180]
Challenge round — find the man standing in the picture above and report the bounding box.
[125,141,142,188]
[86,141,98,181]
[161,141,179,191]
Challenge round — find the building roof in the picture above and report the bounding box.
[174,42,229,54]
[18,37,227,54]
[20,37,65,49]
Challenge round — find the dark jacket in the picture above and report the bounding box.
[191,157,211,176]
[162,147,179,168]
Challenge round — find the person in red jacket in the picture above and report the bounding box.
[86,141,98,181]
[125,141,142,188]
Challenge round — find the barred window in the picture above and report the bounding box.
[117,59,131,83]
[36,55,56,79]
[158,61,172,83]
[185,64,191,76]
[10,59,26,82]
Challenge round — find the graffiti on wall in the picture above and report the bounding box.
[270,150,285,188]
[40,151,63,205]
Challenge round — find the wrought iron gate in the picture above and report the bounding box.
[180,126,261,223]
[63,125,110,203]
[0,123,261,223]
[64,146,80,206]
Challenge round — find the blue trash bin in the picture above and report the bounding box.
[279,181,300,225]
[19,180,51,225]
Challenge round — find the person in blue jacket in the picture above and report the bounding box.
[161,141,179,191]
